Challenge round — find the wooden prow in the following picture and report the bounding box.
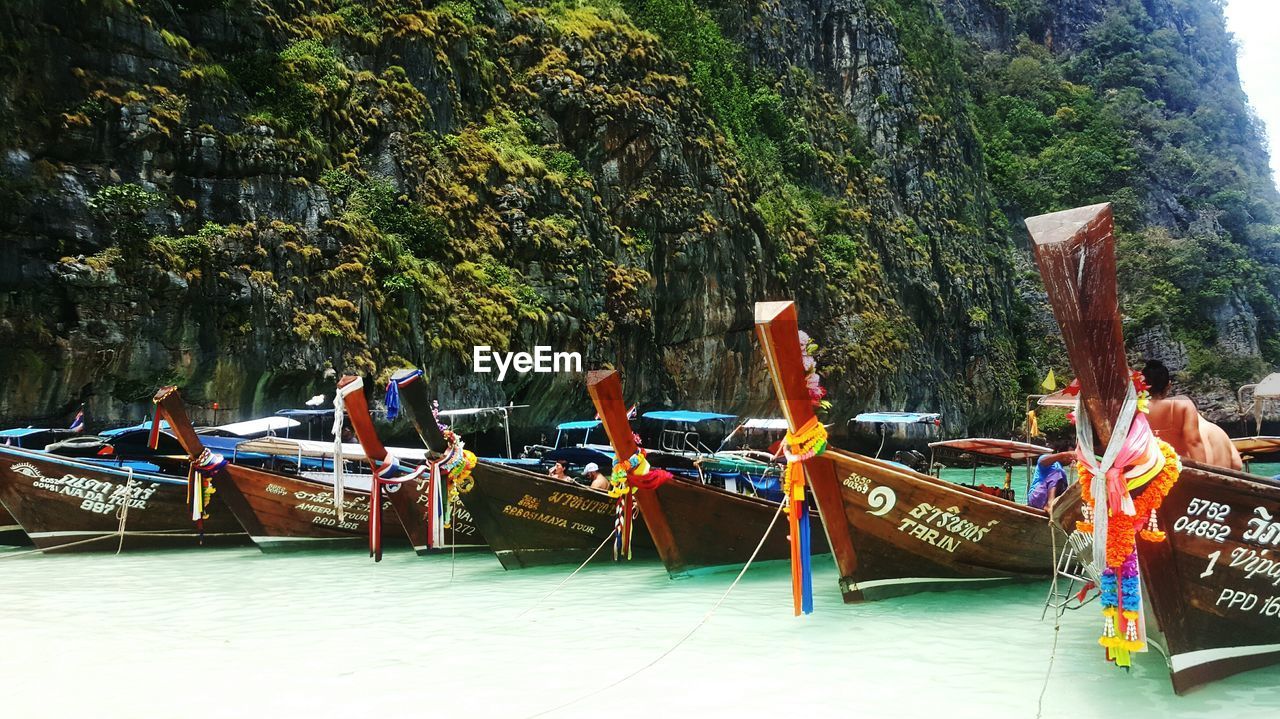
[585,369,681,568]
[152,386,209,460]
[753,301,860,587]
[387,368,449,456]
[338,375,389,467]
[1027,203,1128,444]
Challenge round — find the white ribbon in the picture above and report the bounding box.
[1075,380,1138,570]
[332,376,364,523]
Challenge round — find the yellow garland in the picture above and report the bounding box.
[609,453,645,499]
[781,419,828,512]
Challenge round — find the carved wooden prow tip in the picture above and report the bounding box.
[753,301,814,431]
[149,385,207,460]
[1025,203,1113,249]
[586,368,639,460]
[387,367,448,455]
[1028,202,1127,444]
[337,374,389,464]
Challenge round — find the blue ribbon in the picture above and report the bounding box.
[799,499,813,614]
[385,369,423,421]
[385,380,403,421]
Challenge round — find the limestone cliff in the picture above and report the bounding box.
[0,0,1274,435]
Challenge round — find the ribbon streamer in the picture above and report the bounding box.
[781,417,827,616]
[332,377,364,523]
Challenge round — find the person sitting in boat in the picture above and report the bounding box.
[582,462,610,491]
[1028,450,1075,510]
[547,461,570,482]
[1141,360,1243,470]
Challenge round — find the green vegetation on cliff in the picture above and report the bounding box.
[0,0,1275,429]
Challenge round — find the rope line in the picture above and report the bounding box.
[1036,521,1062,719]
[523,500,785,718]
[114,468,135,555]
[0,529,217,560]
[516,529,618,619]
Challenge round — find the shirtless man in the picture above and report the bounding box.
[1141,360,1242,470]
[582,462,611,491]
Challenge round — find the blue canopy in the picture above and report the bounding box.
[101,420,171,437]
[481,457,543,467]
[200,436,248,452]
[641,410,736,424]
[544,446,613,467]
[556,420,601,431]
[0,427,46,438]
[852,412,942,424]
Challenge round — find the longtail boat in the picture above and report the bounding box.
[0,444,246,551]
[586,369,827,576]
[153,386,407,553]
[755,301,1055,601]
[1031,202,1280,693]
[389,367,653,569]
[339,372,486,556]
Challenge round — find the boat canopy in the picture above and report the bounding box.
[437,405,524,418]
[1036,390,1077,408]
[929,438,1052,462]
[0,427,46,438]
[101,420,171,437]
[211,416,300,437]
[641,410,736,424]
[236,436,429,462]
[556,419,602,431]
[853,412,942,424]
[274,408,334,419]
[741,418,788,430]
[1231,436,1280,456]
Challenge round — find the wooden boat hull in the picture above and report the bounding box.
[823,449,1053,601]
[385,475,487,555]
[213,464,408,553]
[1053,465,1280,693]
[644,477,828,576]
[0,446,247,551]
[0,503,31,545]
[458,461,655,569]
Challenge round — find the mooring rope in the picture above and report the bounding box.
[523,500,785,718]
[0,529,208,560]
[114,468,135,555]
[449,510,458,585]
[516,529,618,619]
[1036,522,1062,719]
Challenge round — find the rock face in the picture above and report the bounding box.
[0,0,1274,436]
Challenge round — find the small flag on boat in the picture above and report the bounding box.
[1041,369,1057,392]
[69,406,85,433]
[627,404,637,419]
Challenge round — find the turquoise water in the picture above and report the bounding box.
[2,543,1276,718]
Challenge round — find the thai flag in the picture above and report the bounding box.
[69,407,85,433]
[627,404,637,419]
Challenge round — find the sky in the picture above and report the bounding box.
[1224,0,1280,185]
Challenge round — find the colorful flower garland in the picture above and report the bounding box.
[781,416,828,616]
[609,449,672,560]
[1069,371,1181,662]
[438,428,477,528]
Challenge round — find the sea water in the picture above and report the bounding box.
[3,467,1278,718]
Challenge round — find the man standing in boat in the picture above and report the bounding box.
[1141,360,1243,470]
